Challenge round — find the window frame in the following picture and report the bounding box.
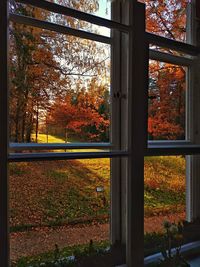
[146,0,199,152]
[1,0,200,266]
[3,1,132,266]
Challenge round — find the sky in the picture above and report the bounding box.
[94,0,111,36]
[96,0,111,20]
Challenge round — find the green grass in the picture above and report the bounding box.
[9,134,185,228]
[32,133,66,143]
[46,169,70,183]
[41,165,110,225]
[9,156,110,228]
[144,155,185,215]
[11,241,111,267]
[144,189,184,207]
[9,162,28,176]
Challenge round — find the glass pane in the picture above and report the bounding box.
[144,156,186,257]
[10,158,111,265]
[9,1,111,37]
[139,0,190,43]
[9,23,111,143]
[148,60,186,140]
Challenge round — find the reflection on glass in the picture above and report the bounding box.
[144,156,186,256]
[148,60,186,140]
[9,22,111,143]
[10,159,110,264]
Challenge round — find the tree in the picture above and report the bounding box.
[11,0,189,142]
[9,3,63,142]
[139,0,188,139]
[141,0,188,42]
[148,61,186,140]
[48,79,110,142]
[9,0,109,142]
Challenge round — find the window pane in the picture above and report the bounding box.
[9,1,111,37]
[10,159,110,265]
[144,156,186,257]
[10,0,111,22]
[148,60,186,140]
[139,0,190,43]
[9,23,111,143]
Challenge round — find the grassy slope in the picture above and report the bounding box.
[144,156,185,215]
[33,133,66,143]
[9,134,185,229]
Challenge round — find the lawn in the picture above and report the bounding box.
[32,133,66,143]
[144,156,185,216]
[9,134,186,230]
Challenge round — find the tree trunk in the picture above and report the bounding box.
[21,109,26,143]
[35,104,39,143]
[25,111,33,142]
[15,99,21,142]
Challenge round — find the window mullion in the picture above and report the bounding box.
[149,49,194,66]
[16,0,130,32]
[110,0,123,245]
[126,2,147,266]
[146,32,199,55]
[10,13,112,45]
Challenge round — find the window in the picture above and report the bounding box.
[1,0,200,266]
[145,0,200,265]
[5,0,129,266]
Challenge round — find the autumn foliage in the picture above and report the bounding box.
[48,80,110,141]
[142,0,188,140]
[9,0,189,142]
[148,61,186,140]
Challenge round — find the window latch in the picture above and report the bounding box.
[113,91,126,99]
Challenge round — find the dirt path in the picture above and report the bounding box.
[10,212,185,262]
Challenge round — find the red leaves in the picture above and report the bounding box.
[48,85,110,141]
[144,0,188,42]
[148,62,186,140]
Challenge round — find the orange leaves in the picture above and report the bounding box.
[48,83,110,142]
[148,117,184,140]
[144,0,188,42]
[148,61,186,140]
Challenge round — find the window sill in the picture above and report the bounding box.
[115,241,200,267]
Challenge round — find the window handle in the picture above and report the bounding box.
[113,91,126,99]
